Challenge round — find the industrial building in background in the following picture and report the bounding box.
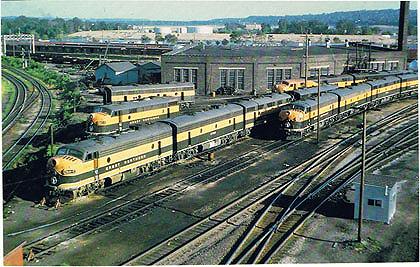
[161,43,407,95]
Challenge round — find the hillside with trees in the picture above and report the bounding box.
[1,8,417,39]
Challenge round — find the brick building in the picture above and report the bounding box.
[161,44,407,95]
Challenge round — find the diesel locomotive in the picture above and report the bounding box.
[87,97,180,135]
[279,72,418,139]
[46,93,291,201]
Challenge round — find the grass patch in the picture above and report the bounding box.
[2,77,17,119]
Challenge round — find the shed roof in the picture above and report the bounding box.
[354,174,401,188]
[102,62,137,73]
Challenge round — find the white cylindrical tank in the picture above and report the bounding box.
[187,26,214,34]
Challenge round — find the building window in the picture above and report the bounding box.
[174,69,181,82]
[310,67,329,77]
[267,68,292,88]
[174,68,198,88]
[389,61,399,71]
[367,198,382,207]
[182,69,190,83]
[220,69,228,87]
[369,62,384,71]
[266,68,292,88]
[237,69,244,90]
[220,68,245,90]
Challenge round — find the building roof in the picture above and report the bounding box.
[354,174,401,188]
[167,44,385,58]
[102,61,137,73]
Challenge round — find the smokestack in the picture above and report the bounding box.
[398,1,410,51]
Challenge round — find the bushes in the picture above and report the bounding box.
[2,56,84,127]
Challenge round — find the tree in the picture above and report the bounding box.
[141,35,151,43]
[222,39,229,45]
[215,40,221,45]
[336,20,356,34]
[277,19,288,34]
[155,33,164,43]
[261,23,272,34]
[164,34,178,44]
[229,31,242,43]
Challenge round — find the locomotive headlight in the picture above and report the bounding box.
[50,176,58,185]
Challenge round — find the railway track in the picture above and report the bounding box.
[22,137,303,261]
[2,68,52,171]
[224,116,418,264]
[16,102,417,263]
[121,103,417,266]
[2,71,27,134]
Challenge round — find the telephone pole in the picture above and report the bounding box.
[316,68,321,143]
[304,32,309,88]
[357,108,367,242]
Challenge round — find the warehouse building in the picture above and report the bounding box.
[161,44,407,95]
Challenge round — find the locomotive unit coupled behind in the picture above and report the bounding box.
[102,82,195,107]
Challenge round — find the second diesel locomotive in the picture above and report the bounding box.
[87,97,180,135]
[279,72,418,138]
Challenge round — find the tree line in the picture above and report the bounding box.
[1,16,130,39]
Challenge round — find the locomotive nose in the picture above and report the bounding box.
[279,110,291,121]
[48,158,57,167]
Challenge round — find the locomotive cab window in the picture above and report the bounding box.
[86,153,93,161]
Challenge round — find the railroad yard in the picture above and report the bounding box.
[1,1,419,266]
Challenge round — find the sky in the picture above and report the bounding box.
[1,0,417,21]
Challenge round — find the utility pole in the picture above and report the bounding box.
[304,32,309,88]
[357,108,367,242]
[316,68,321,143]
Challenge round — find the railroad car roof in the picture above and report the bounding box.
[398,73,418,80]
[164,104,242,129]
[234,99,259,109]
[367,76,400,86]
[292,93,338,110]
[252,93,291,105]
[60,122,172,156]
[106,82,194,93]
[95,97,178,113]
[290,85,338,99]
[322,74,353,83]
[330,86,369,99]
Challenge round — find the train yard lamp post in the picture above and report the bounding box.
[357,107,367,242]
[304,33,309,88]
[316,68,321,144]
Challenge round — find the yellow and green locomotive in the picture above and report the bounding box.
[87,97,180,135]
[279,72,418,139]
[46,94,291,201]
